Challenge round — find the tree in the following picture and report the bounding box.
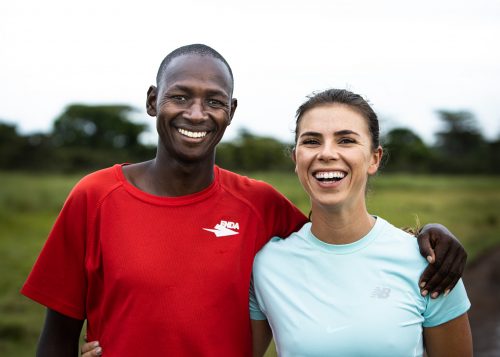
[50,104,152,171]
[0,122,24,169]
[52,104,147,150]
[216,129,293,172]
[382,128,433,172]
[434,110,488,173]
[487,135,500,174]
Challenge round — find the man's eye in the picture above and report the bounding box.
[171,95,187,102]
[207,99,225,107]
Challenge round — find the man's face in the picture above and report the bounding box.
[147,54,237,163]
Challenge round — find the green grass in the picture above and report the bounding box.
[1,171,499,356]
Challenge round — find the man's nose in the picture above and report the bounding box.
[184,100,208,122]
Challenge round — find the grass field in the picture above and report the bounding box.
[1,170,499,356]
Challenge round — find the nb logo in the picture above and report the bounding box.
[371,287,391,299]
[203,220,240,237]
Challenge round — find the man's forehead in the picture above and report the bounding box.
[160,54,232,89]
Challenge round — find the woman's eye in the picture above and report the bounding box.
[302,139,319,145]
[339,138,355,144]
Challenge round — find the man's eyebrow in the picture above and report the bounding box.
[166,84,229,98]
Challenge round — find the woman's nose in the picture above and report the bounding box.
[317,143,339,161]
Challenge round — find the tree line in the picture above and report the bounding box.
[1,104,499,174]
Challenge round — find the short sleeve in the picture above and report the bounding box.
[257,184,307,247]
[20,185,89,320]
[249,276,267,321]
[423,279,471,327]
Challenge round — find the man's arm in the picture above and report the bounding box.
[37,308,84,357]
[416,224,467,298]
[423,313,472,357]
[251,319,273,357]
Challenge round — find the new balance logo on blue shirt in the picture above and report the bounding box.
[371,287,391,299]
[203,220,240,237]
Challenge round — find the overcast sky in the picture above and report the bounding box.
[1,0,499,144]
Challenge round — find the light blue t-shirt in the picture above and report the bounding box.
[249,217,470,357]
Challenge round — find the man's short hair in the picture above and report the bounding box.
[156,44,234,94]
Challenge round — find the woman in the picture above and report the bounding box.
[249,88,472,356]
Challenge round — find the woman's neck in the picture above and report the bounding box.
[310,204,375,245]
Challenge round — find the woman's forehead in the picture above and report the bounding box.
[299,104,368,132]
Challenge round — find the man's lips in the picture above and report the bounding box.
[177,128,209,139]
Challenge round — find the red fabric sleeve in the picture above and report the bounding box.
[21,184,89,320]
[249,181,308,249]
[264,186,307,239]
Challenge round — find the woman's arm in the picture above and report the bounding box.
[423,313,472,357]
[37,308,84,356]
[251,319,273,357]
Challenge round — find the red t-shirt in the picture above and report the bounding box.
[22,164,306,356]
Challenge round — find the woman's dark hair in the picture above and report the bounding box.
[294,88,380,151]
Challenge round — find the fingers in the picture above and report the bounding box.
[419,263,437,296]
[443,255,467,296]
[432,235,454,270]
[81,341,102,356]
[416,230,436,264]
[420,244,459,298]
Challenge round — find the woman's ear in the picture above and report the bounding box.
[368,146,383,175]
[292,147,298,173]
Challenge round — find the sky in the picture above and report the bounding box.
[1,0,499,145]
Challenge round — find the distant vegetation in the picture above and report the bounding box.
[0,104,499,173]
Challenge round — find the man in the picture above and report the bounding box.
[22,44,466,356]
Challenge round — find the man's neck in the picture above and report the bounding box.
[123,155,216,197]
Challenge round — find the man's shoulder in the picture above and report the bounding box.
[217,167,284,198]
[69,164,123,201]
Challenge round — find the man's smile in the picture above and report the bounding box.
[177,128,208,139]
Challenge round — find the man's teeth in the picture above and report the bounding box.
[178,128,208,138]
[314,171,346,180]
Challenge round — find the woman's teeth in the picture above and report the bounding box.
[314,171,346,181]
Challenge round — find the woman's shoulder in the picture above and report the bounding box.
[255,223,311,260]
[373,217,427,263]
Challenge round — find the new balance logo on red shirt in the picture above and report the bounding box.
[203,220,240,237]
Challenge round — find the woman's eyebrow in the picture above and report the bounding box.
[334,130,360,136]
[299,131,321,138]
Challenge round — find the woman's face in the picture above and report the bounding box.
[293,103,382,212]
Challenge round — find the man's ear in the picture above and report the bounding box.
[227,98,238,125]
[368,146,383,175]
[146,85,158,117]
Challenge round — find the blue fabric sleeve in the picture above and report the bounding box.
[423,279,471,327]
[249,276,267,320]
